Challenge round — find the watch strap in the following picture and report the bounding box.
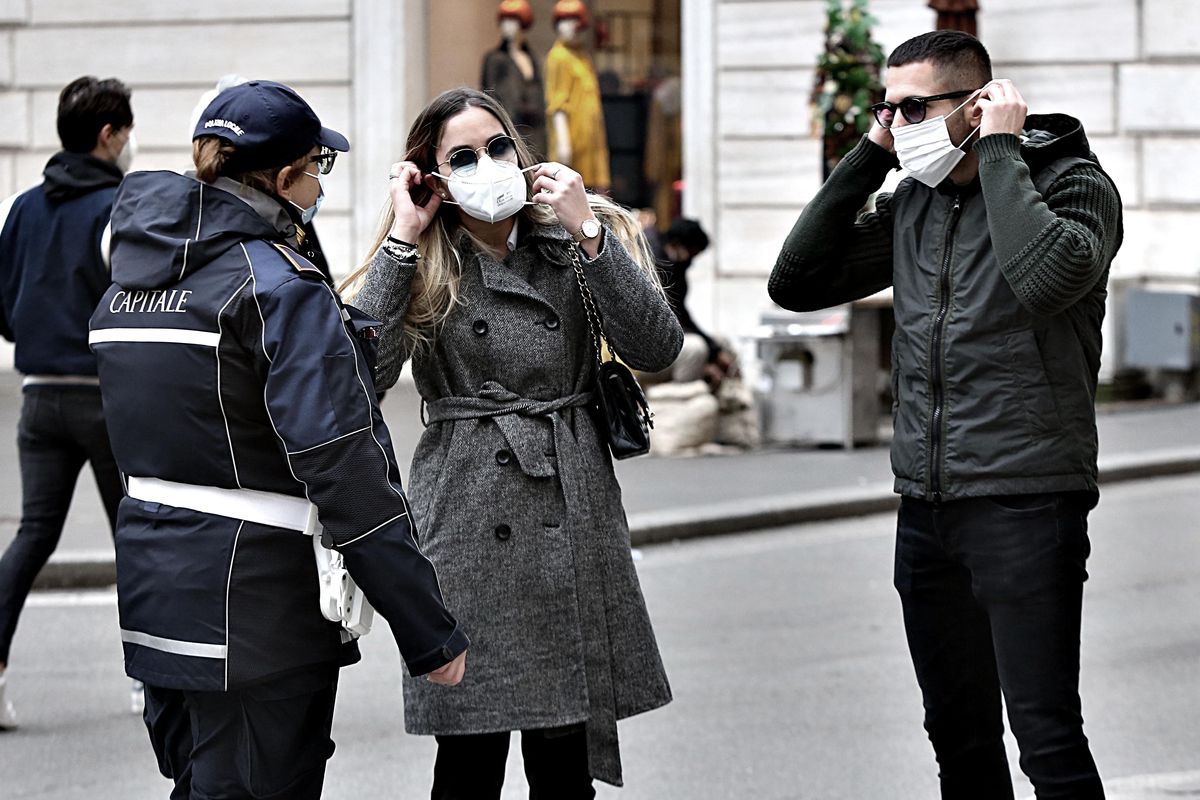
[573,217,601,244]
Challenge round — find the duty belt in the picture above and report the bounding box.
[125,477,374,638]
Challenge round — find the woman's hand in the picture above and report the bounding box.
[388,161,442,243]
[531,162,599,256]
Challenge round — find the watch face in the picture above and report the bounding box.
[581,218,601,239]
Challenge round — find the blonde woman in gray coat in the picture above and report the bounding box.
[342,88,682,798]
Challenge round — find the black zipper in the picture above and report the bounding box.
[928,195,961,504]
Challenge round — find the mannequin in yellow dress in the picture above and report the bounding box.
[545,0,610,190]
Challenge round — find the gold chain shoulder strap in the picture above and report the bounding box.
[566,245,609,366]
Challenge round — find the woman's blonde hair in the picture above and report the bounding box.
[339,87,663,355]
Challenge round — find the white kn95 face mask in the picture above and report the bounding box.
[434,157,537,224]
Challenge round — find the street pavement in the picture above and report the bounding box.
[2,473,1198,798]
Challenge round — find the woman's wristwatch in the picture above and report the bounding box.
[572,217,601,244]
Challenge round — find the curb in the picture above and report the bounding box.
[628,485,899,546]
[33,551,121,591]
[34,446,1200,590]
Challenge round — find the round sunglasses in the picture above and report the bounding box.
[437,135,519,177]
[869,89,975,129]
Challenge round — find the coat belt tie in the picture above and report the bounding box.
[424,381,592,479]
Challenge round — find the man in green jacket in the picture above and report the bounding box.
[769,31,1121,799]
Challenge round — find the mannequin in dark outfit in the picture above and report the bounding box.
[481,0,547,158]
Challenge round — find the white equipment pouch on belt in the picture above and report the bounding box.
[305,505,375,637]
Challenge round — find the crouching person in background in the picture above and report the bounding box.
[642,218,760,454]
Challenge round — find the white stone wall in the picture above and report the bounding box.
[686,0,1200,379]
[684,0,937,365]
[0,1,360,277]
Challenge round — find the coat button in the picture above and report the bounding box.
[495,449,512,466]
[543,314,560,330]
[494,524,512,541]
[472,319,488,336]
[441,645,455,661]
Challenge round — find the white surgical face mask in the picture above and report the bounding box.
[116,130,137,174]
[891,89,984,188]
[434,157,537,224]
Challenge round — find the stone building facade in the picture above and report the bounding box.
[0,0,664,285]
[0,0,427,283]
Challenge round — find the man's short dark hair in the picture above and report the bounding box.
[887,31,992,91]
[665,218,710,256]
[56,76,133,153]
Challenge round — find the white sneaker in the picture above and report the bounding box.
[130,679,145,715]
[0,673,17,730]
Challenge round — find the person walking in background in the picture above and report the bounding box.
[0,76,136,730]
[342,86,680,798]
[769,31,1122,799]
[88,80,467,798]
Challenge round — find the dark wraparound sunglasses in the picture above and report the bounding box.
[437,135,518,177]
[308,147,337,175]
[870,90,974,129]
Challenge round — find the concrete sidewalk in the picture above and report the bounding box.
[3,369,1198,588]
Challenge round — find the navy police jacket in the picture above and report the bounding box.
[90,170,467,691]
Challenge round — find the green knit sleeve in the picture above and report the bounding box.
[976,133,1122,316]
[768,135,898,312]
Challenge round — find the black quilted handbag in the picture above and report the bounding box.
[567,245,654,459]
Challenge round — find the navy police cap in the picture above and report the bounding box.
[192,80,349,172]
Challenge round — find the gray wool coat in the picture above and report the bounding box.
[353,221,683,787]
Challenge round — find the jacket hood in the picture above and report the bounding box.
[1020,113,1096,173]
[109,170,281,290]
[42,151,123,202]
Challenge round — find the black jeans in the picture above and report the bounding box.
[0,386,122,664]
[143,668,339,800]
[432,724,595,800]
[894,492,1104,800]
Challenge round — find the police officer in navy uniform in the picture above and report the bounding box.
[89,80,469,799]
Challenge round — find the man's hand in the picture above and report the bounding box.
[427,650,467,686]
[976,79,1028,139]
[867,121,894,153]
